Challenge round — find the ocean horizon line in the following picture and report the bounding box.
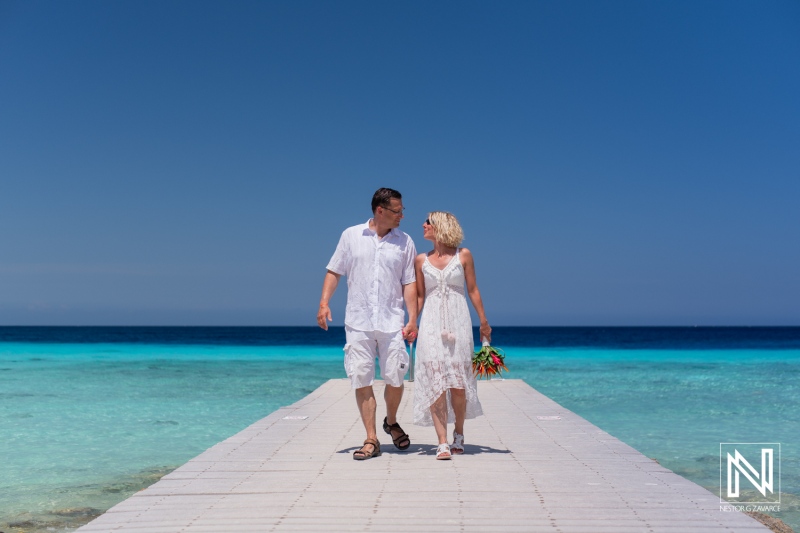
[2,324,799,329]
[2,325,799,349]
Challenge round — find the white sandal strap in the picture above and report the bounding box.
[452,431,465,450]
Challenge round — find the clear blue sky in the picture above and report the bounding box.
[1,1,798,326]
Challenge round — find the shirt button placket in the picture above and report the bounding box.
[373,245,381,326]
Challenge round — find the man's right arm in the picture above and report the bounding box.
[317,270,341,330]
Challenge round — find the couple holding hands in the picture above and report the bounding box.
[317,188,491,460]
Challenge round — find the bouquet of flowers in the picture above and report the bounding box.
[472,340,508,379]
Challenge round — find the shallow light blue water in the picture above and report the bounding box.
[0,343,345,530]
[510,349,800,492]
[1,339,798,530]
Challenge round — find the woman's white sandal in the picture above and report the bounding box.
[451,431,465,454]
[436,443,451,460]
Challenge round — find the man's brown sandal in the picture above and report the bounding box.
[353,438,381,460]
[383,417,411,450]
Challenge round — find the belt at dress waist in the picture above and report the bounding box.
[426,283,465,297]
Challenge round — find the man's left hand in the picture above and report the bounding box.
[402,323,418,342]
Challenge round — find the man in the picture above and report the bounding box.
[317,188,418,460]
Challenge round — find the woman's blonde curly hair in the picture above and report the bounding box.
[429,211,464,248]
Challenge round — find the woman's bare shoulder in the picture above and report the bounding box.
[458,247,475,267]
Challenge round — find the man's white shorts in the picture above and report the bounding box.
[344,326,409,389]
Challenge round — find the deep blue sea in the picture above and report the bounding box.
[1,327,798,532]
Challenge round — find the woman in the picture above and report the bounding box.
[413,211,491,460]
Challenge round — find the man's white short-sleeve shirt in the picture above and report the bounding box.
[326,220,417,333]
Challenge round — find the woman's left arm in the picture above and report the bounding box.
[461,248,491,343]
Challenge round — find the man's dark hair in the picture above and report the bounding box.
[371,188,402,213]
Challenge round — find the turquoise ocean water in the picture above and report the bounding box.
[1,327,798,531]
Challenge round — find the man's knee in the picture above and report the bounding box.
[384,383,404,401]
[355,385,375,398]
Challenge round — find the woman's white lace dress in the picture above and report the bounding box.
[413,250,483,426]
